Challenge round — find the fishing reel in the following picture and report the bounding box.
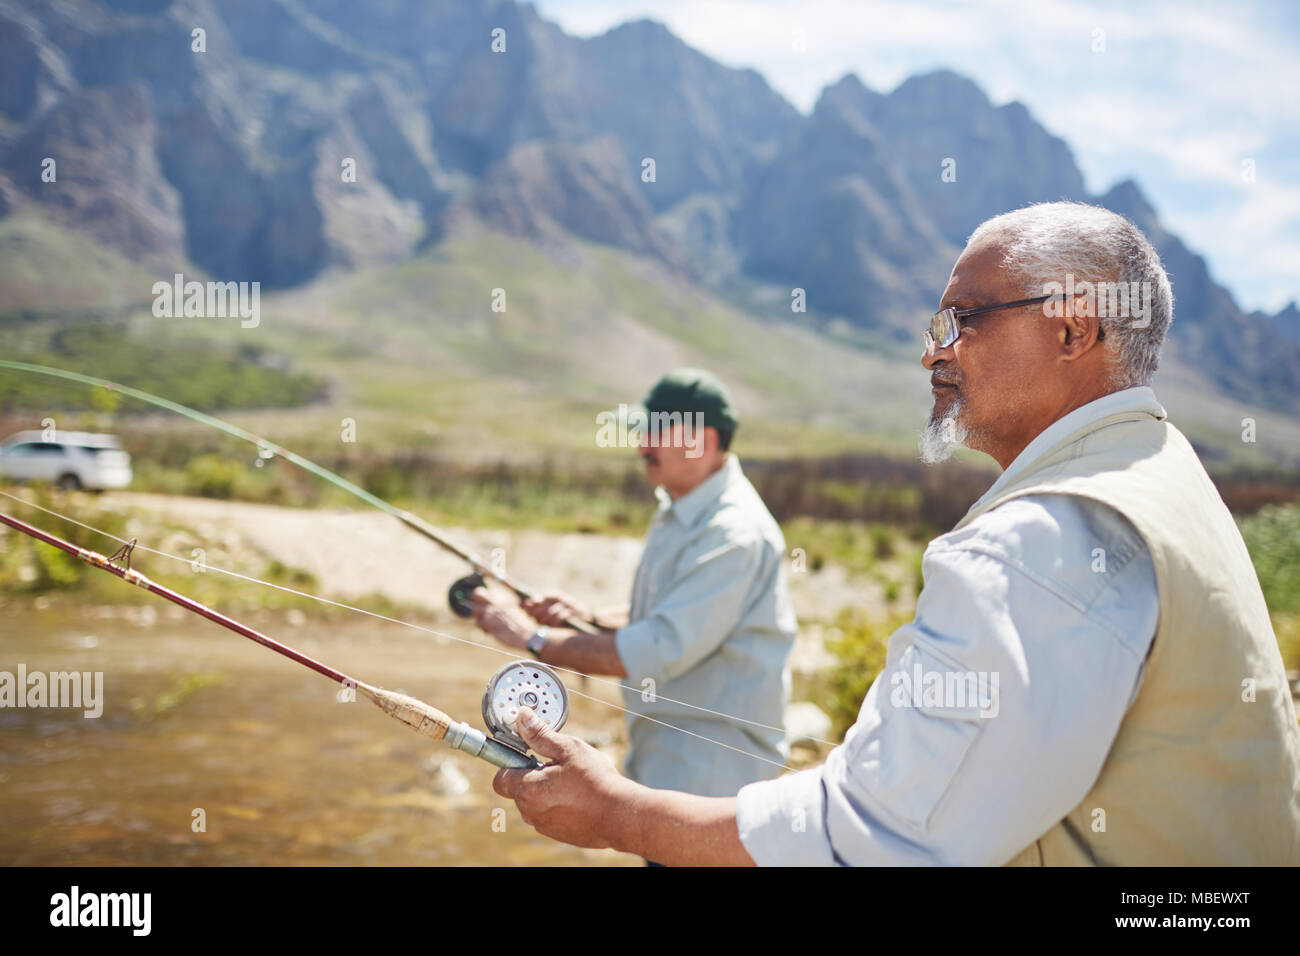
[440,660,570,769]
[481,660,569,753]
[448,572,485,618]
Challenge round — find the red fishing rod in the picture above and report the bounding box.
[0,510,569,770]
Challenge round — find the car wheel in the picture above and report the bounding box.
[57,473,82,491]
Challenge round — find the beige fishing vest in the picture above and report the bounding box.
[953,409,1300,865]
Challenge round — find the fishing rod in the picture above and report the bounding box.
[3,485,814,765]
[0,510,572,771]
[0,360,599,633]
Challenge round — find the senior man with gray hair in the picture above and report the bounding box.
[486,202,1300,866]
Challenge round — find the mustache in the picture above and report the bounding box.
[930,371,961,387]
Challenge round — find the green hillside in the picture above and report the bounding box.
[3,216,1299,477]
[0,211,157,315]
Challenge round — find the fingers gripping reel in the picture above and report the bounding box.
[441,661,569,770]
[481,661,569,753]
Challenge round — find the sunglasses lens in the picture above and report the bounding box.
[929,309,957,348]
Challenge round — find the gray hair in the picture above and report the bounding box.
[967,202,1174,387]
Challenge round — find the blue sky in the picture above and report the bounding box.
[533,0,1300,314]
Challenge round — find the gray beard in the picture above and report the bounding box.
[919,397,969,464]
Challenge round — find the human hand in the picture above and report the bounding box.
[492,706,636,850]
[470,588,533,651]
[520,591,592,628]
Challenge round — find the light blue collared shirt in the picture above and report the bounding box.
[616,454,797,797]
[735,388,1163,865]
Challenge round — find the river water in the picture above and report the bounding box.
[0,600,636,866]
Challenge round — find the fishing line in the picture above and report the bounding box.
[0,363,828,745]
[0,489,822,748]
[0,489,827,766]
[0,360,598,632]
[0,508,545,771]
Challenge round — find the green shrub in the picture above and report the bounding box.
[1274,614,1300,674]
[1239,503,1300,616]
[0,484,130,592]
[183,454,245,499]
[870,525,896,560]
[822,608,906,738]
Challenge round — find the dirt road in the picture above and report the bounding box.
[111,492,885,675]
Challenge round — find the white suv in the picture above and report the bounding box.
[0,431,133,491]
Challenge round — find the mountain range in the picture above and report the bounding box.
[1,0,1297,426]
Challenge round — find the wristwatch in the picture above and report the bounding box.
[526,626,549,659]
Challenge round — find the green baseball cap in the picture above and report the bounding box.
[639,368,738,435]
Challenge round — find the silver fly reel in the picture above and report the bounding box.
[482,660,569,754]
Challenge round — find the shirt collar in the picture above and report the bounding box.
[657,454,741,528]
[976,386,1166,505]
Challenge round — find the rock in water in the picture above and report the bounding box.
[785,702,833,749]
[423,756,471,798]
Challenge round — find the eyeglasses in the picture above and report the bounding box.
[924,294,1059,350]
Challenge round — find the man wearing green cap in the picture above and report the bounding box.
[470,368,797,801]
